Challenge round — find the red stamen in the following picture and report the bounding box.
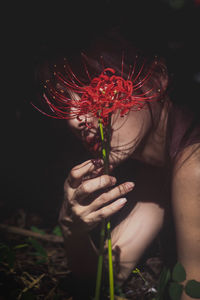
[34,57,162,122]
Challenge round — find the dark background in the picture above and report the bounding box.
[2,0,200,227]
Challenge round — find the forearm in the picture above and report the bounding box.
[111,201,164,285]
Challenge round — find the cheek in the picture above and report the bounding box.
[111,115,132,142]
[67,118,78,130]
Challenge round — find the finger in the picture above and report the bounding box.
[82,164,114,181]
[82,166,104,181]
[67,159,104,188]
[88,198,128,222]
[89,181,135,211]
[74,174,117,202]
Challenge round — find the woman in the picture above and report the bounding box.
[38,30,200,299]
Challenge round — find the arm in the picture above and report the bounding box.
[110,163,165,284]
[58,159,134,280]
[172,144,200,300]
[111,200,164,284]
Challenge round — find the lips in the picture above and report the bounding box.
[82,134,100,155]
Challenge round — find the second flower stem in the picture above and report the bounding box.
[107,219,114,300]
[94,117,114,300]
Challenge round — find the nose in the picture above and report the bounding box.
[67,115,86,130]
[68,114,97,131]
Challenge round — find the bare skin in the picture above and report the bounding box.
[172,144,200,300]
[59,98,200,300]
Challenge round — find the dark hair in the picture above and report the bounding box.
[36,28,169,113]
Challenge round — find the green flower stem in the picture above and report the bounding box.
[94,117,114,300]
[94,218,105,300]
[98,118,109,174]
[107,220,114,300]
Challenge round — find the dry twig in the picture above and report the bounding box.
[0,224,64,243]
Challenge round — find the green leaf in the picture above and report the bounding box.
[157,266,171,297]
[172,262,186,282]
[169,282,183,300]
[30,226,45,235]
[14,244,29,250]
[28,238,47,258]
[185,280,200,298]
[132,267,140,274]
[52,225,62,236]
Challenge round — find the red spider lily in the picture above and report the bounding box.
[34,59,161,125]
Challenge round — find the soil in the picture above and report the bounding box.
[0,204,165,300]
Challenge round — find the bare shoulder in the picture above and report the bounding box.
[171,147,200,285]
[173,143,200,181]
[172,143,200,236]
[171,143,200,218]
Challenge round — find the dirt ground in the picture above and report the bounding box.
[0,203,166,300]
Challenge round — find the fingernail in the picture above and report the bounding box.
[125,182,135,190]
[110,176,117,185]
[114,198,127,206]
[91,158,103,168]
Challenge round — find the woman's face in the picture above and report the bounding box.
[67,93,152,167]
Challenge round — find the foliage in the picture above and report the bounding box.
[185,280,200,299]
[0,242,28,270]
[27,237,48,264]
[155,262,200,299]
[30,226,46,235]
[155,266,171,299]
[0,225,62,269]
[52,225,63,236]
[1,227,200,299]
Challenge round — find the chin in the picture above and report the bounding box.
[108,151,132,168]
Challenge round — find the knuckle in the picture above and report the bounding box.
[99,192,108,203]
[105,174,111,182]
[71,205,80,217]
[100,175,111,186]
[119,183,129,194]
[82,216,95,228]
[98,210,106,220]
[70,168,78,180]
[110,205,118,214]
[79,214,86,223]
[80,182,90,194]
[107,175,114,185]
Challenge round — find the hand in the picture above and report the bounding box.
[59,159,135,237]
